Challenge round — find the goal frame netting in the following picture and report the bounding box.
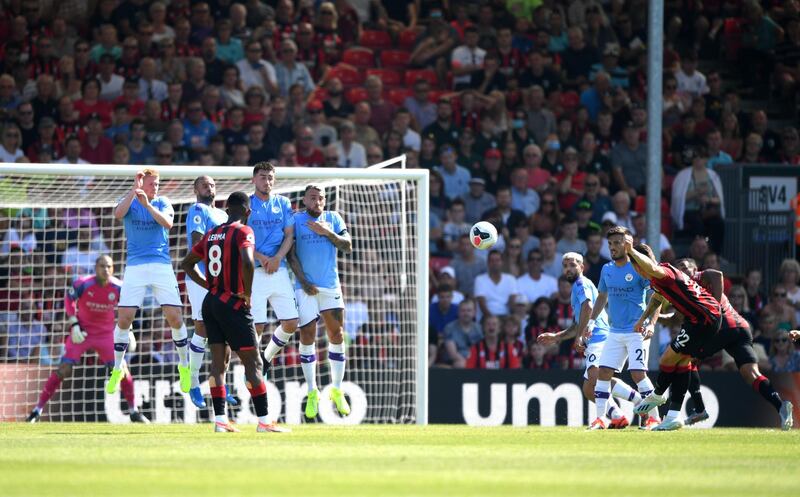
[0,158,429,425]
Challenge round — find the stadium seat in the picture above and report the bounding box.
[342,47,375,68]
[380,49,411,69]
[360,30,393,51]
[388,88,412,106]
[345,87,369,105]
[366,68,402,87]
[328,64,365,87]
[398,29,418,50]
[559,91,580,113]
[404,69,437,88]
[428,90,450,103]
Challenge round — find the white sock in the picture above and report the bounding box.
[299,343,317,391]
[665,409,681,421]
[594,380,611,420]
[264,325,293,362]
[612,379,642,404]
[188,333,208,388]
[172,323,189,367]
[258,415,270,425]
[113,325,130,369]
[33,406,42,414]
[606,397,622,420]
[637,377,660,421]
[328,342,346,388]
[214,414,228,424]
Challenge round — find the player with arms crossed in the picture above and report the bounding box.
[107,169,191,395]
[538,253,638,428]
[247,163,300,365]
[627,242,793,430]
[184,175,237,408]
[586,227,661,430]
[181,191,288,433]
[27,255,148,423]
[286,185,353,418]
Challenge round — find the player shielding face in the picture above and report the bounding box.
[287,185,353,419]
[27,256,148,423]
[107,168,191,397]
[184,175,237,409]
[628,241,793,431]
[181,191,289,433]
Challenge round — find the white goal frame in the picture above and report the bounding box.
[0,160,430,425]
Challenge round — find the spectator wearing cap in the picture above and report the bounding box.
[562,27,599,88]
[579,71,611,121]
[79,114,114,164]
[611,120,646,197]
[463,177,496,225]
[632,212,676,263]
[451,26,486,91]
[480,148,510,196]
[435,145,471,201]
[510,167,540,217]
[575,200,601,239]
[442,299,483,368]
[138,57,168,102]
[404,78,437,130]
[676,50,709,97]
[334,120,367,168]
[539,233,564,279]
[451,234,487,297]
[423,98,461,149]
[97,54,124,101]
[556,217,587,255]
[236,39,278,95]
[475,250,518,318]
[517,248,558,305]
[705,128,733,170]
[555,146,586,212]
[671,148,726,254]
[590,44,628,88]
[182,100,216,151]
[526,85,556,145]
[583,231,610,285]
[353,102,381,149]
[433,267,466,306]
[56,135,88,165]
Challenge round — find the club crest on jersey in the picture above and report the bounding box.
[272,204,281,214]
[193,215,202,225]
[108,292,116,301]
[625,273,633,282]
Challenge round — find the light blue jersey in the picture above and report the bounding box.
[598,261,649,333]
[123,197,173,266]
[247,193,294,267]
[294,210,347,289]
[570,275,609,344]
[186,202,228,273]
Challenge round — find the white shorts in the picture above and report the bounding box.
[119,263,182,308]
[185,277,208,321]
[251,266,299,324]
[296,286,345,327]
[599,332,649,371]
[583,341,604,380]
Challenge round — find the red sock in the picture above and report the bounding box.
[120,374,136,409]
[37,373,62,410]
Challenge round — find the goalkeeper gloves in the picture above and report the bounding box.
[68,316,88,344]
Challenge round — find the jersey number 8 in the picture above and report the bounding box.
[209,245,223,277]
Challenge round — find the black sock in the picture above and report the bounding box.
[689,369,706,412]
[211,386,227,417]
[252,393,268,418]
[669,371,689,411]
[655,369,675,396]
[754,376,783,412]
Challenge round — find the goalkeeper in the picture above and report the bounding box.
[26,255,148,423]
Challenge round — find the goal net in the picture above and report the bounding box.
[0,159,429,425]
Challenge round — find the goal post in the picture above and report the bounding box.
[0,158,429,425]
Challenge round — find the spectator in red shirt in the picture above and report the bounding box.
[295,125,324,166]
[555,146,587,212]
[74,79,112,126]
[80,113,114,164]
[365,75,396,137]
[113,78,145,117]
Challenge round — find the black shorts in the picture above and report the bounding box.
[670,315,722,358]
[201,293,259,351]
[697,325,758,369]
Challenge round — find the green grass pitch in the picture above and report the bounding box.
[1,424,798,497]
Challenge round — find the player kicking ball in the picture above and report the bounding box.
[181,191,288,433]
[627,242,793,431]
[184,175,237,409]
[27,255,148,423]
[586,227,661,430]
[538,253,638,429]
[286,185,353,418]
[107,169,192,396]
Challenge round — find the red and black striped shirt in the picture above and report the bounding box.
[693,271,749,329]
[191,221,255,310]
[651,263,721,326]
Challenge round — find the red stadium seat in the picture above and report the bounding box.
[366,68,402,87]
[428,90,450,103]
[345,87,369,105]
[360,30,393,51]
[388,88,412,106]
[404,69,437,88]
[560,91,580,113]
[380,49,411,69]
[398,29,418,50]
[327,64,364,87]
[342,47,375,68]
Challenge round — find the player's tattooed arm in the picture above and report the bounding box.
[287,246,318,295]
[306,221,353,253]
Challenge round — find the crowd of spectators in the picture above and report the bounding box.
[0,0,799,372]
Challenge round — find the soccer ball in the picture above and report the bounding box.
[470,221,498,250]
